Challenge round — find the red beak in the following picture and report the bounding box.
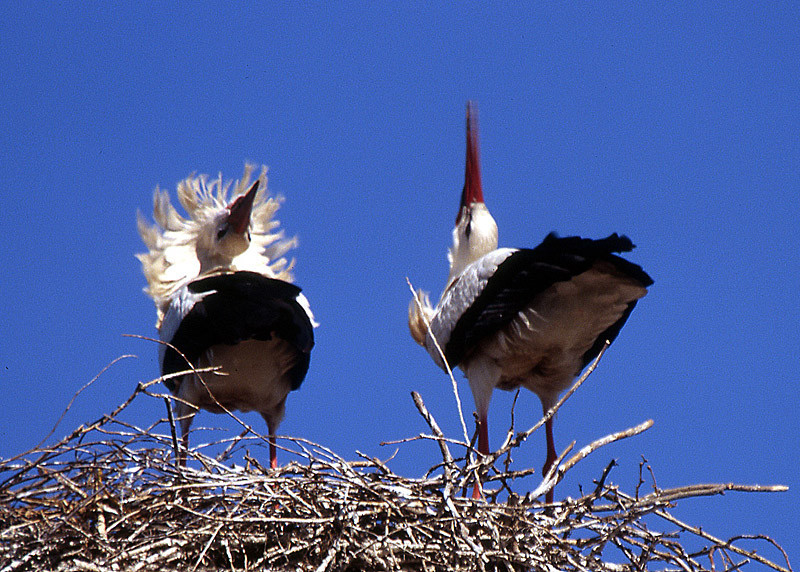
[457,101,484,224]
[227,180,259,234]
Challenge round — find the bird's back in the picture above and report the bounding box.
[432,233,652,378]
[159,271,315,393]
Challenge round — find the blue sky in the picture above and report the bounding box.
[2,2,797,564]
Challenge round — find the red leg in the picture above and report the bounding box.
[266,417,279,470]
[269,434,278,469]
[472,414,489,499]
[471,481,482,499]
[175,395,195,467]
[478,413,489,456]
[542,417,557,503]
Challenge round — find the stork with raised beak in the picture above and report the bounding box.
[409,104,653,501]
[138,165,316,467]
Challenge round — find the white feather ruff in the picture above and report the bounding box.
[137,164,298,327]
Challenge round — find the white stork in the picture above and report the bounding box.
[409,104,653,501]
[138,165,316,467]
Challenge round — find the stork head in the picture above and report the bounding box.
[447,102,498,286]
[195,180,260,271]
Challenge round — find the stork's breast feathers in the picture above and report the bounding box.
[158,271,315,392]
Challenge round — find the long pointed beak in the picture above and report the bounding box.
[457,101,484,224]
[227,180,259,234]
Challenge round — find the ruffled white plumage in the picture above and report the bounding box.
[137,164,317,468]
[137,164,298,326]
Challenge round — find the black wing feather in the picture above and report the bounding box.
[162,271,314,392]
[445,233,653,367]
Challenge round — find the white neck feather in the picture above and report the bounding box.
[446,203,498,287]
[137,165,298,327]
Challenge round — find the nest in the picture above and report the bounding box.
[0,355,792,572]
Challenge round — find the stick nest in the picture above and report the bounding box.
[0,365,792,572]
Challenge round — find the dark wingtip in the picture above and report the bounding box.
[605,233,635,252]
[542,232,635,253]
[538,232,653,286]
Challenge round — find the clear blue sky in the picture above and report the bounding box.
[2,2,797,565]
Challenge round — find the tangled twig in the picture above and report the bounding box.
[0,357,791,572]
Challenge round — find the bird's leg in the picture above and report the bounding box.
[472,414,489,499]
[478,414,490,456]
[266,419,278,470]
[471,478,482,499]
[466,362,497,501]
[176,397,196,467]
[261,398,288,471]
[269,437,278,470]
[542,417,557,503]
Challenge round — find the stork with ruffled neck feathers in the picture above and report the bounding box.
[138,165,316,467]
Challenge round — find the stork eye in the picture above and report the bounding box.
[217,226,228,240]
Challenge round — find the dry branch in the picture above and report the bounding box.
[0,358,792,572]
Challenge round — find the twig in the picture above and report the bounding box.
[0,350,791,572]
[653,505,791,572]
[406,277,470,446]
[636,482,789,506]
[411,391,456,483]
[164,397,180,467]
[561,419,654,474]
[490,341,611,466]
[33,354,137,452]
